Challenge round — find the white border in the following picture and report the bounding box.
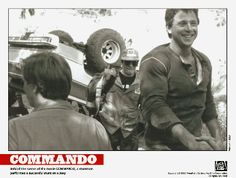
[1,1,236,178]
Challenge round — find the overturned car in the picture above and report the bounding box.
[8,28,126,116]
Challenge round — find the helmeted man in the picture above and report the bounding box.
[86,48,142,150]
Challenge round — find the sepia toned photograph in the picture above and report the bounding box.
[8,8,227,151]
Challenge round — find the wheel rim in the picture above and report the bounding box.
[101,40,121,64]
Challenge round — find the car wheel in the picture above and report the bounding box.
[86,28,126,74]
[49,30,74,46]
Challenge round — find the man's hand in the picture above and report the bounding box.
[205,119,225,150]
[196,136,224,150]
[172,124,214,150]
[103,68,117,81]
[193,140,214,150]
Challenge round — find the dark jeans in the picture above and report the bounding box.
[108,128,138,151]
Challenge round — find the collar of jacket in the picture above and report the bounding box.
[33,100,73,112]
[167,44,209,67]
[114,72,140,91]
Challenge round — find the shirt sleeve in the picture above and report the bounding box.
[86,74,103,115]
[202,63,218,122]
[8,120,18,150]
[140,57,182,130]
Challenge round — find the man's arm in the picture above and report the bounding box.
[86,69,117,117]
[140,57,182,130]
[86,74,102,115]
[201,59,224,150]
[206,119,222,140]
[204,119,225,150]
[171,124,213,150]
[140,57,214,150]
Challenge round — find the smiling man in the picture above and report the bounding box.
[139,9,224,150]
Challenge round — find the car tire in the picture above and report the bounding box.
[49,30,74,46]
[86,28,126,74]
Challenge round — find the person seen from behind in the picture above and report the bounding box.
[8,52,112,151]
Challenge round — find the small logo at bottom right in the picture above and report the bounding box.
[215,161,227,171]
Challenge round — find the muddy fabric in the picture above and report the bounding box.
[140,44,217,150]
[87,72,141,150]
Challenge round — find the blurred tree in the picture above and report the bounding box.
[19,8,113,20]
[74,8,113,18]
[211,9,226,27]
[209,9,227,143]
[20,8,35,19]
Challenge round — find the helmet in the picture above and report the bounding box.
[121,48,139,61]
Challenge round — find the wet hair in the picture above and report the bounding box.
[165,9,199,38]
[23,52,72,100]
